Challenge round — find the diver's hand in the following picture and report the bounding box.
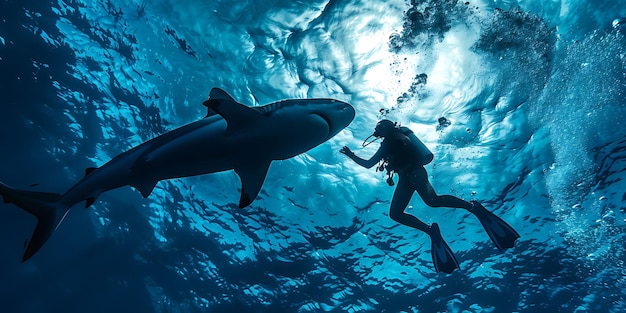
[340,146,354,157]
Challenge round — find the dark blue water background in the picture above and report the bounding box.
[1,0,625,312]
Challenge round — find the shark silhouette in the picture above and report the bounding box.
[0,88,355,261]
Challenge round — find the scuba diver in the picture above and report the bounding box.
[340,119,519,274]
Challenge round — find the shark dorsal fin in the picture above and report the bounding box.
[202,88,263,134]
[209,88,237,102]
[203,88,237,118]
[85,167,98,176]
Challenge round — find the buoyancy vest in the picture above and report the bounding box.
[399,127,433,165]
[383,127,433,172]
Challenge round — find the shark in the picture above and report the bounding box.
[0,87,355,261]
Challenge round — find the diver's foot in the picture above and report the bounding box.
[469,201,520,252]
[429,223,460,274]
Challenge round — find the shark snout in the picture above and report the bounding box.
[335,101,356,131]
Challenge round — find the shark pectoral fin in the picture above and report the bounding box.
[131,180,158,198]
[235,161,271,209]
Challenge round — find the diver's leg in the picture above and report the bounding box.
[392,172,460,273]
[411,167,472,210]
[389,176,431,234]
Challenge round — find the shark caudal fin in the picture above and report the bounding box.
[0,182,69,262]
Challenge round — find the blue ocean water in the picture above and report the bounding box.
[0,0,625,312]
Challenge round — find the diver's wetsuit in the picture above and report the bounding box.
[344,127,472,235]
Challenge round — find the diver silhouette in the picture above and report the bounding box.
[340,119,519,274]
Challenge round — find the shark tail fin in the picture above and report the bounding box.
[0,182,69,262]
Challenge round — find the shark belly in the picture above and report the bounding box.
[135,118,238,179]
[59,117,236,206]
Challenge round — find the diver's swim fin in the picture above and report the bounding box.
[470,201,520,252]
[429,223,460,274]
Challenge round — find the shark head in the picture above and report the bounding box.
[259,98,355,159]
[297,98,355,141]
[203,88,355,160]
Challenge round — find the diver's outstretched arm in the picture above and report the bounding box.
[340,146,384,169]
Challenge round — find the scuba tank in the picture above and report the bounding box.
[363,121,434,186]
[399,126,433,165]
